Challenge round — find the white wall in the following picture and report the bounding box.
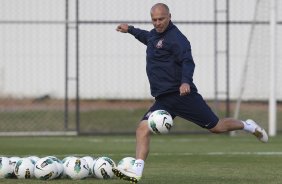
[0,0,281,100]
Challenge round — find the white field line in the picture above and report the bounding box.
[57,151,282,157]
[3,152,282,158]
[150,152,282,156]
[69,151,282,157]
[87,138,210,143]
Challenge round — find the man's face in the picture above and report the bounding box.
[151,7,171,33]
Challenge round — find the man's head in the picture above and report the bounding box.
[150,3,171,33]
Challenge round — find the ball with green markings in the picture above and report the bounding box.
[148,110,173,134]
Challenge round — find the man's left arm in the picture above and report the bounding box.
[180,47,195,85]
[173,39,195,95]
[180,50,195,95]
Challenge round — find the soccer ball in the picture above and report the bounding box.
[8,156,20,178]
[117,157,136,170]
[28,156,40,164]
[48,156,64,178]
[93,157,116,179]
[82,156,95,177]
[0,157,14,178]
[34,157,58,180]
[62,156,77,178]
[9,156,20,168]
[148,110,173,134]
[65,157,90,180]
[14,158,35,179]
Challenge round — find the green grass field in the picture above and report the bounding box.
[1,101,281,136]
[1,134,282,184]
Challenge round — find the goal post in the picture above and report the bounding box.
[233,0,278,137]
[268,0,277,136]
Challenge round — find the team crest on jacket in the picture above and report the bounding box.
[156,38,164,48]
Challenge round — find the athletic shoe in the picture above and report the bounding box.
[246,119,268,143]
[112,167,141,183]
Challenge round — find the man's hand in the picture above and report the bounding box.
[116,24,129,33]
[179,83,191,96]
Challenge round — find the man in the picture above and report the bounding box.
[113,3,268,183]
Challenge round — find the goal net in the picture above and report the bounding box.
[232,0,281,136]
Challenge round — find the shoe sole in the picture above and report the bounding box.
[112,168,139,183]
[246,119,268,143]
[253,128,268,143]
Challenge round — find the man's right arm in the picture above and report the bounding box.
[116,24,149,45]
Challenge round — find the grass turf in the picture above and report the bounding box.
[1,134,282,184]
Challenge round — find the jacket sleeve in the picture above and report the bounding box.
[128,26,150,45]
[172,38,195,85]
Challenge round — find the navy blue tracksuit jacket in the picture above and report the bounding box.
[128,21,197,97]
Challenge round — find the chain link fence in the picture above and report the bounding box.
[0,0,281,135]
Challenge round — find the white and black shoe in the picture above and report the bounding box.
[245,119,268,143]
[112,167,141,183]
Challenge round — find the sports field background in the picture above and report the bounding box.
[1,99,281,134]
[1,1,282,183]
[1,0,281,135]
[1,98,281,184]
[1,134,282,184]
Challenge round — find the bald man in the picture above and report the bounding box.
[114,3,268,183]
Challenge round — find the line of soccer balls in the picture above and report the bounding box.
[0,156,136,180]
[0,110,173,180]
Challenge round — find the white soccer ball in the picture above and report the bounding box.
[9,156,21,178]
[28,156,40,164]
[48,156,64,178]
[93,157,116,179]
[0,157,14,178]
[9,157,20,168]
[34,157,58,180]
[62,156,77,178]
[82,156,95,177]
[148,110,173,134]
[117,157,136,171]
[14,158,34,179]
[65,157,90,180]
